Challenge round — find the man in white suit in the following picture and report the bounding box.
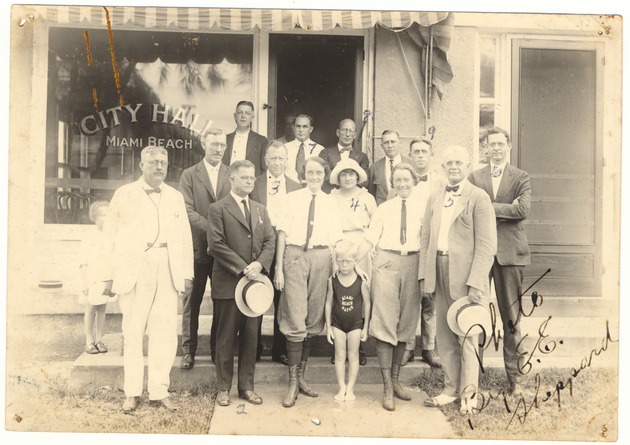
[103,145,194,413]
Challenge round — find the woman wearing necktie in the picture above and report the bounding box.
[274,156,344,408]
[358,163,427,411]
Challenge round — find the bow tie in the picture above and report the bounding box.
[418,175,428,182]
[340,147,352,154]
[146,187,161,195]
[491,165,503,177]
[445,185,459,193]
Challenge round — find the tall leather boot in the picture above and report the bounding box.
[297,361,318,397]
[282,365,299,408]
[380,368,395,411]
[391,363,412,401]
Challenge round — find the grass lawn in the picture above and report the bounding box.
[411,365,618,441]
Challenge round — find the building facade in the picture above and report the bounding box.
[8,6,621,316]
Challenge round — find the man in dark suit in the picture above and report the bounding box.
[319,119,370,193]
[250,141,302,365]
[208,159,276,407]
[419,145,497,415]
[223,100,268,177]
[368,130,414,205]
[178,129,231,369]
[468,127,531,398]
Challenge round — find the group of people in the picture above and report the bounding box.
[80,98,531,417]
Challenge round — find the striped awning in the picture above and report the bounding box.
[36,6,449,31]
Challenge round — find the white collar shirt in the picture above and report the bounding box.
[231,130,250,164]
[384,154,403,192]
[338,143,352,160]
[230,191,250,219]
[437,180,466,252]
[364,194,426,252]
[284,138,325,183]
[490,161,508,199]
[276,187,343,248]
[203,158,222,196]
[266,173,287,226]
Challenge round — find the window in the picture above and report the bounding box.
[45,27,253,224]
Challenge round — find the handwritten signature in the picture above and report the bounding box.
[465,320,617,429]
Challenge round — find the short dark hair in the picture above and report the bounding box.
[302,156,330,181]
[382,129,400,139]
[390,162,419,187]
[229,159,255,176]
[409,137,433,154]
[294,114,314,126]
[236,100,255,111]
[481,127,511,145]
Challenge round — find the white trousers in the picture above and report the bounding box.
[118,248,177,400]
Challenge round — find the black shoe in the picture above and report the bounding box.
[331,353,335,365]
[403,349,415,365]
[421,350,442,368]
[238,389,263,405]
[272,354,290,366]
[359,345,367,366]
[180,353,194,369]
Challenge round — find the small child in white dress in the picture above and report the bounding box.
[79,201,114,354]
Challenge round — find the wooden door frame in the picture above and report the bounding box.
[510,37,604,295]
[256,28,370,148]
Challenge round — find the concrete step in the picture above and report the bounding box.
[99,314,617,359]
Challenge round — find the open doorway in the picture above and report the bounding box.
[268,34,364,148]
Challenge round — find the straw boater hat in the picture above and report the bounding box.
[234,274,274,317]
[446,297,492,337]
[329,158,368,186]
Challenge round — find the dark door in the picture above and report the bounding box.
[512,40,604,296]
[268,34,364,147]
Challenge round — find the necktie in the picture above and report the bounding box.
[389,159,395,177]
[241,199,251,230]
[446,184,459,193]
[400,199,407,245]
[340,147,351,155]
[492,165,503,177]
[270,179,281,195]
[304,194,316,251]
[146,187,161,194]
[296,142,306,180]
[418,175,428,182]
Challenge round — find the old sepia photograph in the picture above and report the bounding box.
[4,1,625,444]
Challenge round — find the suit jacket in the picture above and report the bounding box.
[207,195,276,300]
[223,130,268,177]
[104,179,194,294]
[368,155,414,205]
[179,161,231,262]
[468,163,531,266]
[319,145,370,193]
[419,180,497,298]
[250,173,302,206]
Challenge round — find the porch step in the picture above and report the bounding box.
[69,314,617,391]
[102,314,616,359]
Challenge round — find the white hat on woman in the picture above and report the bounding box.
[329,158,368,186]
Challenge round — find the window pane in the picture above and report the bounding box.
[480,37,496,98]
[478,104,495,164]
[45,28,253,224]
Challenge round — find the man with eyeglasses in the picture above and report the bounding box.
[208,159,276,407]
[178,129,231,369]
[468,127,531,398]
[102,145,193,413]
[319,119,370,194]
[223,100,269,177]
